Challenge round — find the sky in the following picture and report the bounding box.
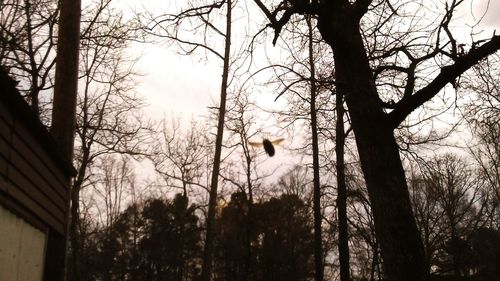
[108,0,500,186]
[114,0,500,120]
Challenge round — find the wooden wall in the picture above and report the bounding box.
[0,70,73,235]
[0,67,75,281]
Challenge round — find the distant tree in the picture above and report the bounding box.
[408,167,445,275]
[407,152,494,281]
[68,1,151,279]
[77,194,203,281]
[254,194,315,281]
[90,156,136,229]
[421,154,484,278]
[71,202,101,281]
[94,210,135,281]
[213,192,315,281]
[222,90,268,280]
[463,54,500,229]
[151,118,212,198]
[72,156,143,281]
[223,90,265,203]
[139,195,202,281]
[143,0,235,278]
[469,227,500,280]
[274,165,311,199]
[108,203,143,281]
[345,168,382,281]
[214,192,252,281]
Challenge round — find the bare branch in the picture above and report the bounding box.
[252,0,319,45]
[388,35,500,129]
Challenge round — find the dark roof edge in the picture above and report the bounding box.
[1,66,77,177]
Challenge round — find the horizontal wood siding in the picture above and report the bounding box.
[0,123,9,177]
[0,87,71,235]
[11,132,67,205]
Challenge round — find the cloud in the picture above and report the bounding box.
[132,44,219,120]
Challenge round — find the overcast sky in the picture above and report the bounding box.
[111,0,500,121]
[114,0,499,165]
[105,0,500,181]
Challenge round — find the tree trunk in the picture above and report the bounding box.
[306,15,324,281]
[69,185,81,281]
[244,139,254,281]
[200,0,232,280]
[51,0,81,160]
[336,92,350,281]
[318,6,427,281]
[49,0,81,280]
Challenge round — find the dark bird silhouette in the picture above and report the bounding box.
[248,138,285,157]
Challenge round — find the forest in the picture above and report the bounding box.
[1,0,499,281]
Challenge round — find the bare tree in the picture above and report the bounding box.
[78,155,139,281]
[423,154,485,277]
[408,165,446,276]
[151,118,212,198]
[143,1,236,278]
[44,0,81,280]
[88,155,138,232]
[258,14,338,281]
[203,2,232,275]
[341,163,382,281]
[0,0,58,118]
[223,89,277,280]
[274,165,312,199]
[223,90,263,203]
[304,14,326,281]
[250,1,500,280]
[463,54,500,229]
[68,2,151,280]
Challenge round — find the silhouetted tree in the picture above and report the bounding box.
[67,2,154,279]
[0,0,58,118]
[139,195,202,281]
[143,1,235,277]
[212,192,315,281]
[255,194,315,281]
[251,1,500,280]
[463,54,500,230]
[152,118,212,198]
[214,192,251,281]
[422,155,484,278]
[469,227,500,280]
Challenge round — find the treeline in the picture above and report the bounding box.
[70,152,500,281]
[71,192,315,281]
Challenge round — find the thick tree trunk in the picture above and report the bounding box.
[318,6,427,281]
[49,0,81,280]
[51,0,81,160]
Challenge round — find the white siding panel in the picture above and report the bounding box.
[0,205,46,281]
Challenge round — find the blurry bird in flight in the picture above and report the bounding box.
[248,138,285,157]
